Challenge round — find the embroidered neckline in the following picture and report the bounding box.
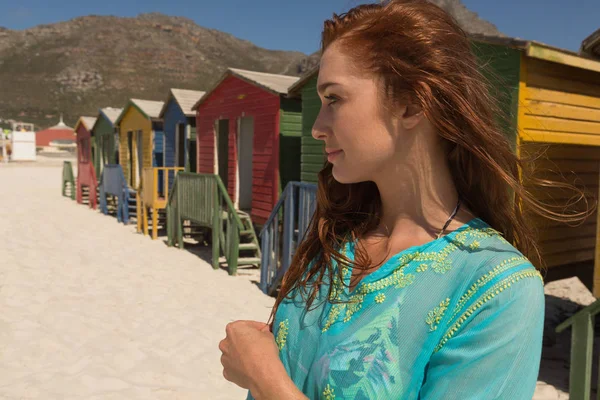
[345,218,492,285]
[321,222,501,333]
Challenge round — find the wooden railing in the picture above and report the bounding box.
[62,161,75,200]
[260,182,317,295]
[556,299,600,399]
[142,167,184,208]
[99,164,130,224]
[166,172,245,275]
[77,161,98,209]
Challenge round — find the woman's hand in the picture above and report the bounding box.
[219,320,277,390]
[219,320,308,400]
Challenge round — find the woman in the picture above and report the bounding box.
[219,1,583,398]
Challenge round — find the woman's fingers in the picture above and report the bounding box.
[218,338,227,353]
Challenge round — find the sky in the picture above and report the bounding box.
[0,0,598,55]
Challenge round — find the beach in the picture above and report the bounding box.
[0,157,274,399]
[0,156,590,399]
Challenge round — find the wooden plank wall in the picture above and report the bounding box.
[520,57,600,270]
[299,75,324,183]
[118,106,151,189]
[279,97,302,191]
[521,58,600,146]
[522,143,599,269]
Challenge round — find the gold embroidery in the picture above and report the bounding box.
[323,384,336,399]
[434,269,543,353]
[416,264,428,273]
[375,293,386,304]
[275,319,289,351]
[470,240,480,250]
[321,226,498,333]
[323,267,414,332]
[426,298,450,332]
[449,256,528,322]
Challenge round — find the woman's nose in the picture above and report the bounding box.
[311,110,328,141]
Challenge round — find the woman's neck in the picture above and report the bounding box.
[372,138,472,240]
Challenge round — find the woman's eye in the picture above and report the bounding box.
[324,95,338,105]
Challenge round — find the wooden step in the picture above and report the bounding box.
[238,257,261,266]
[239,243,258,251]
[240,229,255,236]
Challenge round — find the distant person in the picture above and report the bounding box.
[219,1,586,398]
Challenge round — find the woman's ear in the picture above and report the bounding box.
[401,103,424,130]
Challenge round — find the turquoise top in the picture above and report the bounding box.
[248,218,544,399]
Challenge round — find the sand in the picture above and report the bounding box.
[0,157,274,399]
[0,156,586,399]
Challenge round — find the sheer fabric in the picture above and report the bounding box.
[248,218,544,399]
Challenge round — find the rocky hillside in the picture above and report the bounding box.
[290,0,504,75]
[0,13,306,128]
[0,0,501,129]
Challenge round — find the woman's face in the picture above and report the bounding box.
[312,43,418,184]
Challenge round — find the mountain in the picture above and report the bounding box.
[0,1,501,129]
[0,13,306,128]
[287,0,504,75]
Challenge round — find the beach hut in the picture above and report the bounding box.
[287,68,322,184]
[115,98,176,238]
[160,89,205,174]
[93,107,136,224]
[192,68,301,225]
[467,35,600,287]
[115,99,165,192]
[91,107,122,178]
[74,116,98,209]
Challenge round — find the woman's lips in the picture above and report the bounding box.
[326,149,343,162]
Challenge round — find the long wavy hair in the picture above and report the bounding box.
[270,0,593,322]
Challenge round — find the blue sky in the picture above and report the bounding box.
[0,0,597,55]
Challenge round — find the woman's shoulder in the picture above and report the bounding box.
[446,218,544,308]
[432,224,544,353]
[450,218,539,272]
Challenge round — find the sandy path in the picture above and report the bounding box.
[0,161,274,399]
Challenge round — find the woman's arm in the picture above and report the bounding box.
[248,360,308,400]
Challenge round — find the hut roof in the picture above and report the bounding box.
[115,99,164,125]
[469,33,600,73]
[193,68,300,110]
[289,34,600,98]
[288,67,319,97]
[91,107,122,133]
[100,107,122,125]
[160,89,205,118]
[131,99,164,119]
[581,28,600,58]
[229,68,299,94]
[76,116,97,132]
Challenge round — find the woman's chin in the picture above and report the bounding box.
[331,164,362,184]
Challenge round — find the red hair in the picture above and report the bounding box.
[270,0,592,321]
